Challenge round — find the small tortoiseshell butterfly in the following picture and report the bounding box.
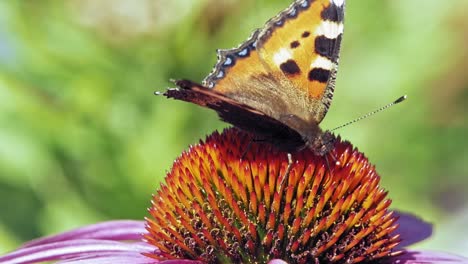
[163,0,345,156]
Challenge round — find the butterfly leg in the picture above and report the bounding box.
[324,154,334,177]
[241,139,253,159]
[279,153,294,192]
[329,150,341,166]
[241,136,267,159]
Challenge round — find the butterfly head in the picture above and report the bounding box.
[278,114,335,156]
[308,130,336,157]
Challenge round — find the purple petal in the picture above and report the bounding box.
[0,239,156,264]
[22,220,146,248]
[393,211,432,248]
[58,255,203,264]
[268,260,288,264]
[159,261,205,264]
[57,252,156,264]
[389,250,468,263]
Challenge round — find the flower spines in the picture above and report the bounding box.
[145,128,400,263]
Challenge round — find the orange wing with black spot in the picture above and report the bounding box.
[256,0,344,123]
[164,0,345,151]
[202,0,344,124]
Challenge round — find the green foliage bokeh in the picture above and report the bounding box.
[0,0,467,256]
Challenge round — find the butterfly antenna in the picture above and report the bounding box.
[331,95,407,131]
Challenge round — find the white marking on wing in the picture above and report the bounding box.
[315,21,343,39]
[332,0,345,7]
[273,48,293,66]
[310,56,333,70]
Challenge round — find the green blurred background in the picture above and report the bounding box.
[0,0,467,257]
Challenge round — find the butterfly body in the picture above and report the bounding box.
[164,0,345,155]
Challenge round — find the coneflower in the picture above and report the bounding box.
[0,128,466,264]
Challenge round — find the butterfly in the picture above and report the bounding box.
[162,0,345,156]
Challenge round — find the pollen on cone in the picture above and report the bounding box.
[144,128,400,264]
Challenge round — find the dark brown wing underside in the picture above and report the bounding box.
[165,80,306,151]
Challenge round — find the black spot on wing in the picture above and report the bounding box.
[315,35,341,63]
[321,2,344,22]
[290,41,300,48]
[308,68,330,83]
[280,60,301,75]
[302,31,311,38]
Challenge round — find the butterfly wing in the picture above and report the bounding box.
[202,0,344,126]
[164,0,345,150]
[165,80,305,151]
[256,0,344,124]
